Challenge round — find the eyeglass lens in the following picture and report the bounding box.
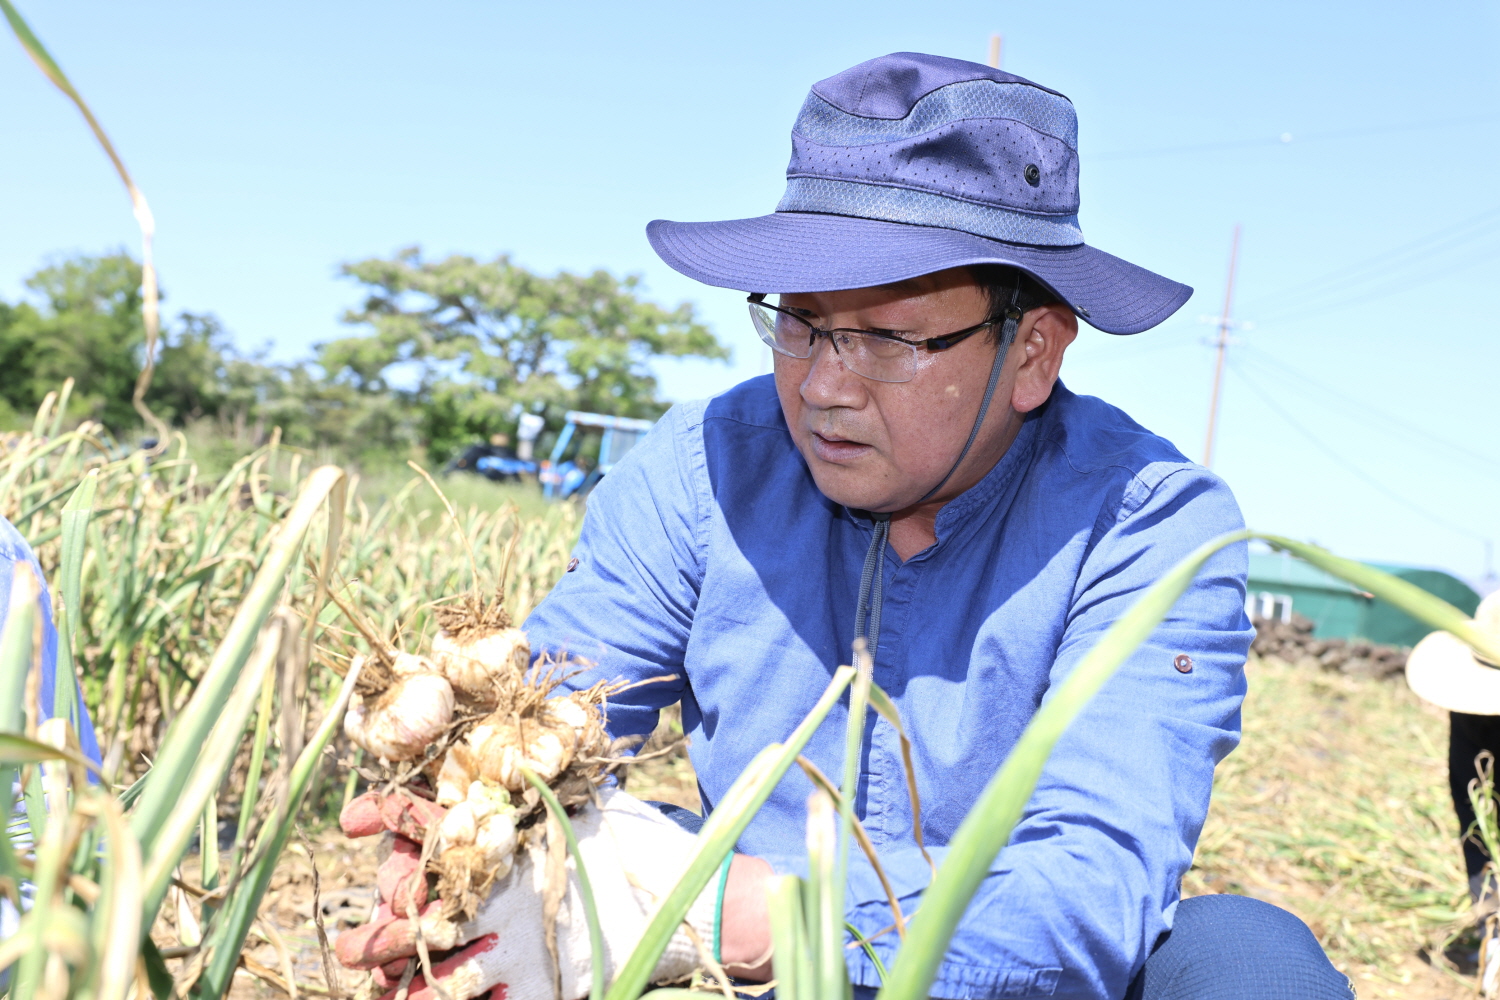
[749,302,916,383]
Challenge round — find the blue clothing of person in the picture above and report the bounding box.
[524,376,1255,1000]
[0,514,101,764]
[0,513,101,956]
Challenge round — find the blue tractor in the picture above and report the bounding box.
[445,442,537,482]
[539,411,655,500]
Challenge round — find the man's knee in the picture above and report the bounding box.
[1129,895,1355,999]
[1172,894,1320,949]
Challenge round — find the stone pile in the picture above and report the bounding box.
[1250,614,1409,680]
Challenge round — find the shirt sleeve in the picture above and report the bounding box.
[522,406,706,739]
[789,468,1251,1000]
[0,515,100,765]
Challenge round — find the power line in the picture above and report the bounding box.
[1235,346,1500,478]
[1227,360,1492,545]
[1250,236,1500,323]
[1093,111,1500,162]
[1240,205,1500,318]
[1062,334,1196,371]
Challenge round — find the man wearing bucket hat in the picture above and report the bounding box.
[336,53,1356,999]
[1406,591,1500,996]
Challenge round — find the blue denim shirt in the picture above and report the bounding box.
[0,514,101,764]
[526,376,1252,1000]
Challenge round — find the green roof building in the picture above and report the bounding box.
[1246,552,1481,648]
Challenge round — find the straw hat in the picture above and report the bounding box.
[1405,591,1500,714]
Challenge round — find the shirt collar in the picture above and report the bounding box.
[930,386,1056,539]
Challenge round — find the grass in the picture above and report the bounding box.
[0,420,579,788]
[172,418,558,522]
[1186,654,1473,998]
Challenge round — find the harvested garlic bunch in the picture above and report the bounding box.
[344,661,455,763]
[431,627,530,698]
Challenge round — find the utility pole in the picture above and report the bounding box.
[988,34,1003,69]
[1202,225,1241,468]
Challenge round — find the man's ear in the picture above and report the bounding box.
[1009,304,1079,414]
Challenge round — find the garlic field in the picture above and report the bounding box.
[3,404,1492,1000]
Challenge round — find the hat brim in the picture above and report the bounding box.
[1405,630,1500,714]
[647,212,1191,335]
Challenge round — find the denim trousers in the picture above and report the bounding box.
[651,804,1355,1000]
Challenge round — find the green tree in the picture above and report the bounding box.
[0,252,146,430]
[323,248,729,459]
[152,311,419,464]
[150,312,235,423]
[151,313,292,430]
[259,365,423,466]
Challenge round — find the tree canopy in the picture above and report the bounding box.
[322,248,727,458]
[0,254,146,429]
[0,249,730,464]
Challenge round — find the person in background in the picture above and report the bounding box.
[1406,590,1500,996]
[0,513,100,758]
[0,512,102,954]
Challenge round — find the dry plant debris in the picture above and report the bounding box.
[1185,655,1476,999]
[1250,614,1411,680]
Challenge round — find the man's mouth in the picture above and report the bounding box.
[809,431,872,463]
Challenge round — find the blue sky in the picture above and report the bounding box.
[1,0,1497,586]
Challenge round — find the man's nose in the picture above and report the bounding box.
[798,335,865,409]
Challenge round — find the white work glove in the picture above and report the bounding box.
[336,787,724,1000]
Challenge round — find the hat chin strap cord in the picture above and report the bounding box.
[853,280,1024,661]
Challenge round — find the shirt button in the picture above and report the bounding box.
[1173,654,1194,674]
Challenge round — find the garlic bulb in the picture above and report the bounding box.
[464,779,512,819]
[547,695,589,732]
[391,651,439,677]
[438,800,479,848]
[344,671,455,762]
[474,811,517,872]
[432,627,530,696]
[437,781,517,868]
[339,614,620,925]
[467,708,577,792]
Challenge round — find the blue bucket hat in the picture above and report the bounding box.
[647,52,1191,334]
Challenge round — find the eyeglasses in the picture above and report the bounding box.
[747,294,999,384]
